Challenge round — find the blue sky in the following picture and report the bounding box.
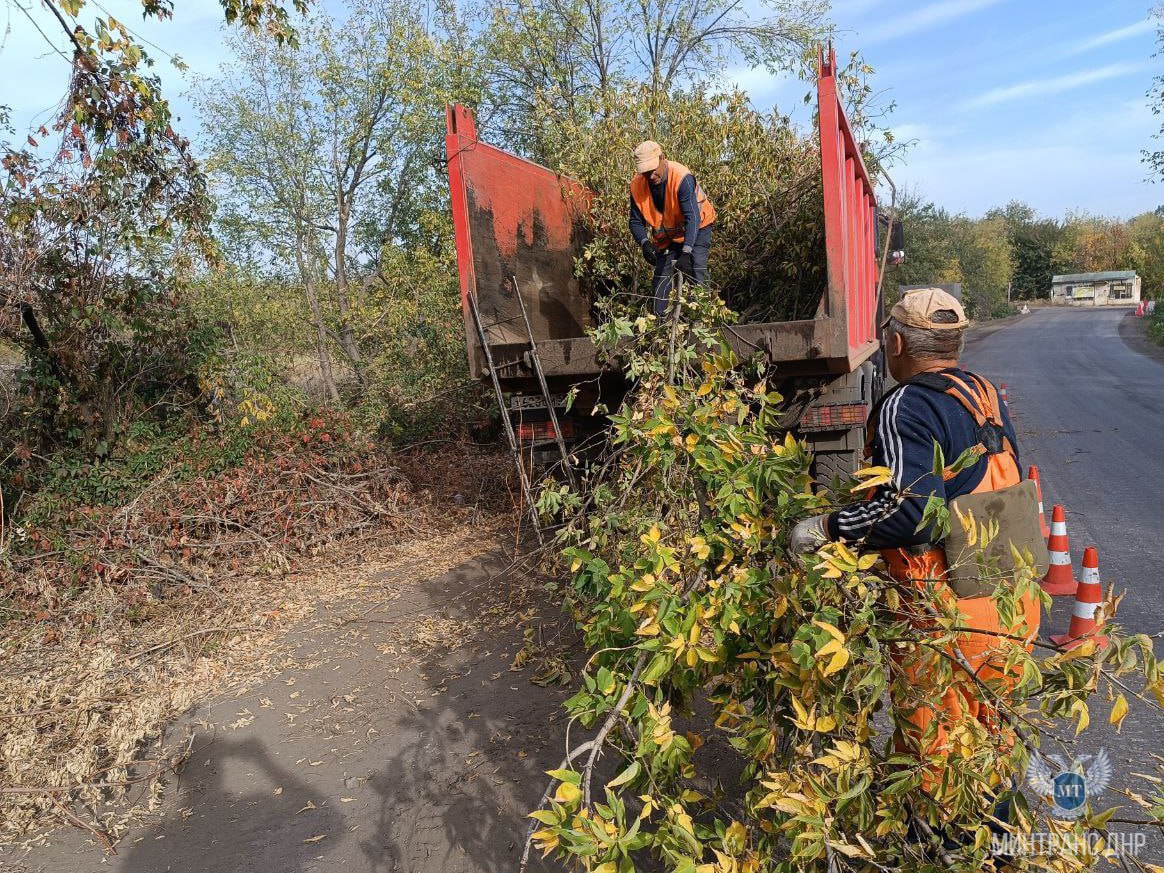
[2,0,1162,218]
[737,0,1164,218]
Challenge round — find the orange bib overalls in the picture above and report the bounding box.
[874,372,1041,767]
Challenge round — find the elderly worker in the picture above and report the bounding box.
[790,288,1041,784]
[628,140,717,316]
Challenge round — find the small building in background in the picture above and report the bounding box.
[1049,271,1141,306]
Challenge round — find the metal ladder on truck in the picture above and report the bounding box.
[466,277,578,547]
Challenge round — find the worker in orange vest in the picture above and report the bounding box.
[788,288,1041,838]
[628,140,717,315]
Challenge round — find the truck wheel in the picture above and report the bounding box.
[812,440,864,489]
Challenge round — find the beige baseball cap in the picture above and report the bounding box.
[884,287,969,330]
[633,140,662,173]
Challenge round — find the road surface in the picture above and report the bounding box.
[964,306,1164,863]
[963,308,1164,637]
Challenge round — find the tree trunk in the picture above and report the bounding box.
[333,201,364,381]
[295,235,340,403]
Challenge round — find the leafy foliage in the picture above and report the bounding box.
[526,281,1164,871]
[538,86,828,323]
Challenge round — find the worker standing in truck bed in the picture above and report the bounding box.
[628,140,717,316]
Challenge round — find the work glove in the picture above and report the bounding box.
[640,239,657,266]
[789,513,831,559]
[675,250,696,280]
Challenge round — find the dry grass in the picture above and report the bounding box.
[0,441,520,847]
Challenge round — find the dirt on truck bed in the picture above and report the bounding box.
[1,526,580,873]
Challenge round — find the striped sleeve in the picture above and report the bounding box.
[827,386,948,549]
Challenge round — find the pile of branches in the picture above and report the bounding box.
[0,413,511,842]
[2,413,509,611]
[524,282,1164,872]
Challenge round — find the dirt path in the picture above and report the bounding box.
[2,534,576,873]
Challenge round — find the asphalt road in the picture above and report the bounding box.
[963,306,1164,863]
[962,307,1164,636]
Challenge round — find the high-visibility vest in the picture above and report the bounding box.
[630,161,716,249]
[869,370,1023,582]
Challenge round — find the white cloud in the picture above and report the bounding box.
[896,99,1159,217]
[963,61,1151,110]
[1067,18,1156,55]
[859,0,1007,46]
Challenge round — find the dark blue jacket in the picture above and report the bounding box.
[628,172,701,253]
[826,368,1021,549]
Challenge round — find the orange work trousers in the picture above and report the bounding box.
[884,547,1041,767]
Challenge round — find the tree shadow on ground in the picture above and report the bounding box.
[119,735,343,873]
[354,548,578,873]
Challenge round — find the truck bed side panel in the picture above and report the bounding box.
[818,47,880,369]
[445,105,593,380]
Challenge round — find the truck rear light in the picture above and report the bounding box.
[517,419,575,442]
[799,403,867,432]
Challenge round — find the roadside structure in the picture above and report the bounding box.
[1049,271,1140,306]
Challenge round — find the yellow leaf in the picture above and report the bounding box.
[685,433,699,452]
[630,574,656,592]
[812,620,846,644]
[821,647,849,677]
[531,828,559,853]
[1109,694,1129,731]
[815,714,837,732]
[715,546,734,572]
[850,473,892,492]
[790,695,814,730]
[697,381,713,396]
[1071,698,1090,736]
[593,863,618,873]
[816,638,843,658]
[635,618,661,637]
[553,781,581,804]
[833,542,857,565]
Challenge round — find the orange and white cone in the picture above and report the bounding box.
[1041,505,1078,596]
[1050,547,1109,650]
[999,383,1009,407]
[1028,465,1051,541]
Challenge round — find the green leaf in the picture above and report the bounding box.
[606,760,641,789]
[640,652,672,686]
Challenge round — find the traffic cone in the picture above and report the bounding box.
[1041,505,1079,596]
[999,383,1009,408]
[1027,465,1051,541]
[1050,547,1109,651]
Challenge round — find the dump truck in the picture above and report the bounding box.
[444,47,899,483]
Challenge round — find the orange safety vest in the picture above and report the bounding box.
[868,370,1041,768]
[629,161,717,249]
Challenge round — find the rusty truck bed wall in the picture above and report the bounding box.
[445,46,881,385]
[445,105,593,381]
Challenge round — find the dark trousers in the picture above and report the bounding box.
[651,225,713,316]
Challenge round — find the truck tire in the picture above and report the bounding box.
[812,441,864,489]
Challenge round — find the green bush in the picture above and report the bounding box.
[1148,302,1164,346]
